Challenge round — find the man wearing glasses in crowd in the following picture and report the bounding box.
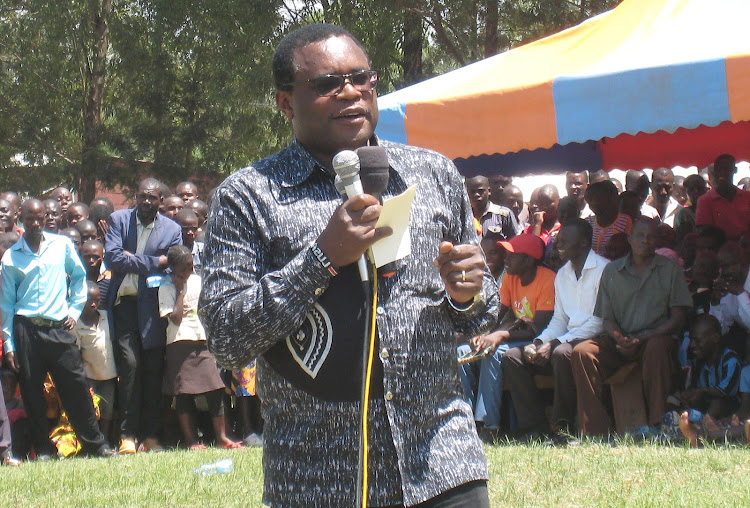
[200,23,497,508]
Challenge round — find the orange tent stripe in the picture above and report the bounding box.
[727,54,750,124]
[404,81,556,159]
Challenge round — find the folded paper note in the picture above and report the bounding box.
[370,184,417,268]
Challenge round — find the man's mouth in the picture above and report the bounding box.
[334,108,367,120]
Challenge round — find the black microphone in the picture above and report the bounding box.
[332,150,369,283]
[357,146,399,278]
[357,146,389,201]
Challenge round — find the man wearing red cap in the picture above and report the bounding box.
[464,234,555,439]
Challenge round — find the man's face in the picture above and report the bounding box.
[179,216,199,247]
[710,160,736,193]
[566,173,587,202]
[504,251,531,276]
[480,237,505,277]
[176,184,198,204]
[685,178,707,206]
[466,180,489,215]
[530,191,558,222]
[719,251,744,286]
[44,201,62,232]
[276,36,378,165]
[67,205,88,228]
[651,172,673,206]
[502,187,523,218]
[555,227,584,264]
[21,204,46,242]
[136,184,162,222]
[81,244,103,272]
[487,176,508,205]
[689,324,718,361]
[52,188,72,213]
[161,196,184,219]
[78,223,98,243]
[628,221,656,258]
[0,199,13,232]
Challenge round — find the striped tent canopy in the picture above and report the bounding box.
[376,0,750,177]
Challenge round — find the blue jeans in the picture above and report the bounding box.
[457,341,527,429]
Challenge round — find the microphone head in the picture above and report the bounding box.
[332,150,360,180]
[357,146,389,197]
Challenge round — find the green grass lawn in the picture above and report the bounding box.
[2,442,750,507]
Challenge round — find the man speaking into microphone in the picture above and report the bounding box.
[199,23,498,508]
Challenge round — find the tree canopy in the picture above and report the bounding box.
[0,0,619,201]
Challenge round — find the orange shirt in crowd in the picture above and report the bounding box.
[499,266,556,322]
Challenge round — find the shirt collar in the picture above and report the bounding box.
[618,252,662,276]
[561,249,599,278]
[278,135,382,189]
[15,231,51,254]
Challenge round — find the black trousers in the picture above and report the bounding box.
[0,371,11,457]
[13,316,107,455]
[112,298,165,440]
[376,480,490,508]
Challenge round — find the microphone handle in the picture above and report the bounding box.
[357,255,369,282]
[344,180,364,198]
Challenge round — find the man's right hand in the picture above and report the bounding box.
[4,351,19,374]
[317,194,392,268]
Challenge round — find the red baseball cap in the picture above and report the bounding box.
[498,234,545,261]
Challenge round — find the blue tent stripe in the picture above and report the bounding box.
[553,58,731,145]
[453,140,603,178]
[375,100,408,144]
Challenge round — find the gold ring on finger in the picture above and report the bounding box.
[461,270,466,282]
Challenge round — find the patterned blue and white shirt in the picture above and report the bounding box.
[199,137,499,507]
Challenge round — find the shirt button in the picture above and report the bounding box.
[385,391,394,401]
[314,287,324,296]
[376,306,385,315]
[380,348,389,359]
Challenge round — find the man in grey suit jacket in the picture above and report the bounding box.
[104,178,182,453]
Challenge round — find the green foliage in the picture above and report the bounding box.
[0,0,620,198]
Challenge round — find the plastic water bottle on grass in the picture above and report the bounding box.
[194,458,233,475]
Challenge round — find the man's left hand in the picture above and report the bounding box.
[530,340,557,367]
[434,241,485,305]
[62,317,76,330]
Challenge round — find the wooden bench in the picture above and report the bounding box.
[605,362,647,434]
[502,366,647,434]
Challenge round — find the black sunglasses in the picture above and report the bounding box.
[283,70,378,97]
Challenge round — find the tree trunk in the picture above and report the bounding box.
[484,0,499,57]
[402,10,423,86]
[80,0,111,203]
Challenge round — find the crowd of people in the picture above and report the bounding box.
[0,180,264,466]
[460,154,750,447]
[1,154,749,469]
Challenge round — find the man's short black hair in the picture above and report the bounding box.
[691,313,721,336]
[89,200,114,224]
[273,23,369,91]
[585,179,618,200]
[561,218,593,247]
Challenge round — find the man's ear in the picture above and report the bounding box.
[276,90,294,120]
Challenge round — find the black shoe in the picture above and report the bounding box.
[84,444,116,458]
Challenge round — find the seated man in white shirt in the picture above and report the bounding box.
[502,219,609,438]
